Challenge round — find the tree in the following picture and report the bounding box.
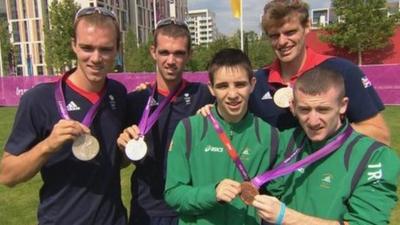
[44,0,80,74]
[0,20,13,76]
[321,0,399,65]
[248,36,275,69]
[123,28,140,71]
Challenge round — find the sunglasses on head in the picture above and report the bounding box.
[155,17,189,30]
[74,7,117,23]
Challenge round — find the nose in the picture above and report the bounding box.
[166,54,176,64]
[91,50,103,64]
[227,86,238,99]
[307,111,321,127]
[277,34,288,46]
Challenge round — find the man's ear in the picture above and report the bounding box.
[339,97,349,115]
[71,38,77,53]
[150,45,156,60]
[207,81,215,97]
[249,77,256,93]
[289,99,296,116]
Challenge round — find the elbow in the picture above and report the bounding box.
[0,173,18,188]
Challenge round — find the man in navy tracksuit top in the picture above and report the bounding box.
[249,0,390,145]
[117,19,214,225]
[0,7,127,224]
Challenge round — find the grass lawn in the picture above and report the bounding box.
[0,106,399,224]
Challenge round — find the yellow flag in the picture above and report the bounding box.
[230,0,241,18]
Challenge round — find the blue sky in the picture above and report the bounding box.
[188,0,331,35]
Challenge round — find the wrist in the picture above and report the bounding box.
[276,202,286,225]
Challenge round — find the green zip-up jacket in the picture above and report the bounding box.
[267,121,400,225]
[164,108,282,225]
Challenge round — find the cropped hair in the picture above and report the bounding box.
[262,0,309,34]
[294,67,345,101]
[153,19,191,51]
[208,48,253,85]
[73,9,121,49]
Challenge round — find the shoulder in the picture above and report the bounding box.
[254,68,270,80]
[348,133,398,165]
[127,88,150,101]
[321,57,365,77]
[184,82,210,95]
[107,78,127,95]
[20,82,55,104]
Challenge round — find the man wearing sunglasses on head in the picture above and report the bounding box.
[117,18,214,225]
[0,7,128,225]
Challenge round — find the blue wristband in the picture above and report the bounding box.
[276,202,286,225]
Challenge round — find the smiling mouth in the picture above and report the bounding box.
[279,46,293,55]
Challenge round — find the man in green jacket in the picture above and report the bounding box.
[253,67,399,225]
[164,48,283,225]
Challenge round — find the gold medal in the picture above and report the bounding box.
[72,133,100,161]
[273,87,293,108]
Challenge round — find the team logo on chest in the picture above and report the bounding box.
[183,93,191,105]
[149,97,159,107]
[204,145,224,153]
[261,91,272,100]
[108,95,117,110]
[66,101,81,111]
[320,173,334,189]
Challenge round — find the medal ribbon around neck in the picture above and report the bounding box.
[55,76,106,128]
[207,112,251,181]
[138,81,186,136]
[251,125,353,188]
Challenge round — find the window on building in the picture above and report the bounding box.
[16,66,23,76]
[10,0,18,19]
[121,11,127,31]
[34,0,39,18]
[24,21,29,42]
[22,0,27,18]
[36,20,41,41]
[12,22,20,42]
[37,66,44,76]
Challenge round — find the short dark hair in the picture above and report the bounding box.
[294,67,345,102]
[153,18,191,51]
[262,0,309,34]
[208,48,253,85]
[73,7,121,49]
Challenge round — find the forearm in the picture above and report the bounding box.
[0,138,55,187]
[351,114,391,145]
[283,208,346,225]
[165,183,217,215]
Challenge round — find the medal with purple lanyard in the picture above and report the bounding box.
[125,82,185,161]
[55,77,107,161]
[207,112,257,204]
[208,110,353,205]
[242,126,353,205]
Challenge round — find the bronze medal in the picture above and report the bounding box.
[240,181,259,205]
[72,133,100,161]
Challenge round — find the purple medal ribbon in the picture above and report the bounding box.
[207,112,251,181]
[138,82,185,136]
[251,125,353,188]
[54,77,106,127]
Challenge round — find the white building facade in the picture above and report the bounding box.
[187,9,216,46]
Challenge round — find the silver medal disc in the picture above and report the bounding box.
[125,137,148,161]
[72,133,100,161]
[273,87,293,108]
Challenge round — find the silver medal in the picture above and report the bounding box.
[125,137,148,161]
[72,133,100,161]
[273,87,293,108]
